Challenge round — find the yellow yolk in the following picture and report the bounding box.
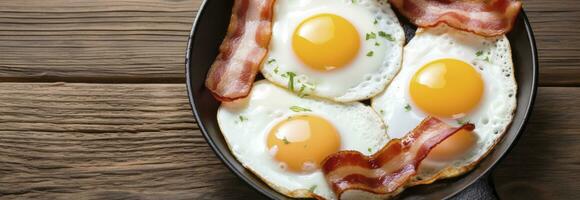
[409,58,484,118]
[292,13,360,71]
[428,129,477,161]
[267,115,341,172]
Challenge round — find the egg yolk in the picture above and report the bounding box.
[292,13,360,71]
[409,58,484,118]
[267,115,341,172]
[428,129,477,161]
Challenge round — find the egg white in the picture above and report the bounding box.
[261,0,404,102]
[372,25,517,182]
[217,80,389,199]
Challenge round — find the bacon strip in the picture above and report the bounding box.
[389,0,522,36]
[321,117,475,198]
[205,0,275,101]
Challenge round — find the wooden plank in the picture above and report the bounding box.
[0,0,578,86]
[0,83,263,199]
[493,87,580,200]
[0,83,577,199]
[524,0,580,86]
[0,0,200,83]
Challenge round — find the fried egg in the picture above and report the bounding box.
[261,0,404,102]
[217,80,389,199]
[371,25,517,183]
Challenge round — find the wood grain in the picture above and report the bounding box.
[0,83,576,199]
[0,83,263,200]
[0,0,579,199]
[0,0,578,85]
[493,87,580,200]
[0,0,199,83]
[524,0,580,86]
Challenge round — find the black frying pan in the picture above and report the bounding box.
[186,0,538,199]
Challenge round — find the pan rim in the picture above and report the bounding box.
[185,2,539,199]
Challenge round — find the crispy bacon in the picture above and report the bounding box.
[321,117,475,198]
[389,0,522,36]
[205,0,275,101]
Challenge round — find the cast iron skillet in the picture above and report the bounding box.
[186,0,538,199]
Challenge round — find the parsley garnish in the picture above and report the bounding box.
[286,72,297,91]
[379,110,385,115]
[297,85,306,98]
[308,185,318,193]
[290,106,312,112]
[375,42,380,46]
[273,66,279,74]
[457,118,470,125]
[404,104,412,112]
[267,59,276,64]
[367,147,372,153]
[373,19,378,25]
[239,115,248,122]
[378,31,395,41]
[303,82,315,89]
[475,50,490,62]
[366,32,376,40]
[366,51,374,57]
[282,137,290,144]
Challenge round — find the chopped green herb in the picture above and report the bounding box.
[290,106,312,112]
[404,104,412,112]
[373,19,378,25]
[368,147,372,153]
[379,110,385,115]
[457,119,469,125]
[484,57,490,62]
[286,72,297,91]
[366,32,377,40]
[375,42,380,46]
[282,137,290,144]
[297,85,306,98]
[303,82,315,89]
[267,59,276,64]
[308,185,318,193]
[366,51,374,57]
[378,31,395,41]
[475,51,484,57]
[239,115,248,122]
[281,73,287,78]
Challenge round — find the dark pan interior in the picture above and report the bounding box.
[186,0,538,199]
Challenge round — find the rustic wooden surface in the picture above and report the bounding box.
[0,0,578,200]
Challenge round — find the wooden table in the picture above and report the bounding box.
[0,0,578,199]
